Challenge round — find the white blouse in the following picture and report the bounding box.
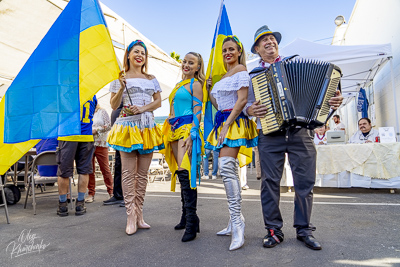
[109,78,162,107]
[109,77,162,128]
[211,71,250,111]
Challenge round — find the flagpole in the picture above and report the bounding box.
[209,0,224,78]
[204,0,225,139]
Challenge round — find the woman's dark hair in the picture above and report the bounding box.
[222,36,246,67]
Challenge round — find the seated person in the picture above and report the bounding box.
[348,117,379,143]
[333,115,345,131]
[314,125,327,145]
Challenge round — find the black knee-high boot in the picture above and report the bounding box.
[175,171,186,230]
[178,170,200,242]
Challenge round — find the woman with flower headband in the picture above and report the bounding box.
[107,40,164,235]
[205,35,258,250]
[161,52,206,242]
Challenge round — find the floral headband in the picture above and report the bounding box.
[127,40,147,53]
[224,35,243,52]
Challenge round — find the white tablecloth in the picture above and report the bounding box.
[315,172,400,188]
[280,143,400,188]
[316,143,400,179]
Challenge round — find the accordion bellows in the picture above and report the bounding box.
[252,58,342,135]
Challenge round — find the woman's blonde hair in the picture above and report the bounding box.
[123,40,152,79]
[183,52,206,86]
[222,36,247,69]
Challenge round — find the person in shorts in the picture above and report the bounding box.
[56,96,97,216]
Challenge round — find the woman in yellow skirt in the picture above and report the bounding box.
[161,52,206,242]
[107,40,164,235]
[205,36,258,250]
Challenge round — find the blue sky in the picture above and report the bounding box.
[100,0,356,116]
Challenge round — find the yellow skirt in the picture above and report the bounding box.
[205,112,258,167]
[165,123,192,143]
[107,115,164,154]
[160,117,204,191]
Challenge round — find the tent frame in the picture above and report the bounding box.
[389,57,400,141]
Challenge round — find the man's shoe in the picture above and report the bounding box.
[297,235,322,250]
[211,175,217,180]
[103,196,123,205]
[119,202,125,207]
[263,229,284,248]
[85,195,94,203]
[75,200,87,216]
[57,201,68,217]
[256,177,261,180]
[201,175,209,180]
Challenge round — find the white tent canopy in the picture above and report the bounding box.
[247,38,392,95]
[0,0,181,113]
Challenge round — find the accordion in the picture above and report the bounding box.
[251,58,342,135]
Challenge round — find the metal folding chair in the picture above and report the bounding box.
[0,176,10,224]
[24,151,73,215]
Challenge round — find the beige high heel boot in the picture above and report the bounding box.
[135,170,150,229]
[121,153,137,235]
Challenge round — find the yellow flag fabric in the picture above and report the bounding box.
[0,100,39,174]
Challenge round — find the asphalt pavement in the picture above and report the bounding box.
[1,171,400,267]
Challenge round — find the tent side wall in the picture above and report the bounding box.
[341,0,400,134]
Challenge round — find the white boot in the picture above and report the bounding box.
[219,156,245,251]
[217,214,245,236]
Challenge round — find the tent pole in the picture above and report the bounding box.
[355,96,358,128]
[390,58,400,141]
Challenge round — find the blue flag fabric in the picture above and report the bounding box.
[357,88,369,118]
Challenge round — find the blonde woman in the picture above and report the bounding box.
[162,52,206,242]
[107,40,163,235]
[206,36,258,250]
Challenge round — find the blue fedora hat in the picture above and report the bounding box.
[251,25,281,54]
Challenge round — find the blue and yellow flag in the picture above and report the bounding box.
[203,0,232,140]
[0,0,119,174]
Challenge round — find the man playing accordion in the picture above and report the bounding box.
[245,25,343,250]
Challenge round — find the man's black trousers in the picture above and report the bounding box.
[258,127,316,237]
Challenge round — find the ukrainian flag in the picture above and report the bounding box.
[203,0,232,140]
[0,0,119,174]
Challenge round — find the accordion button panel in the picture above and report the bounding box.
[316,69,341,123]
[252,73,281,135]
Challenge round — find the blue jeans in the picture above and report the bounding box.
[203,149,219,176]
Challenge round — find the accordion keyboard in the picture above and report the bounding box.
[252,73,281,135]
[316,70,341,123]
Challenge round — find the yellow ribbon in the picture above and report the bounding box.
[168,79,198,106]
